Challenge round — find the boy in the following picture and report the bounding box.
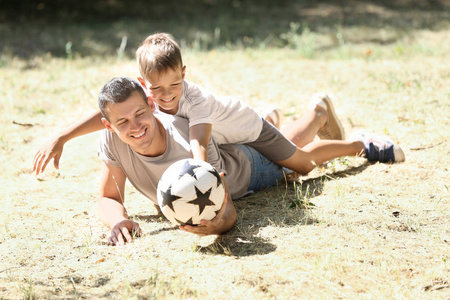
[33,32,404,177]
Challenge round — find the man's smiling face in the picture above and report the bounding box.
[102,90,165,156]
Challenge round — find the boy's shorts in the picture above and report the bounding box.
[236,144,286,193]
[246,119,297,162]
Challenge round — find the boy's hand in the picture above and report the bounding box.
[108,220,142,246]
[32,135,65,175]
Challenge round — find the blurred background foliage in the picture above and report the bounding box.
[0,0,449,59]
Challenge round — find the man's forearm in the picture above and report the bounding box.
[97,197,129,229]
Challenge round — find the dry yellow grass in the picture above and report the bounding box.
[0,29,449,299]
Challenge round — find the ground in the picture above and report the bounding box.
[0,1,449,299]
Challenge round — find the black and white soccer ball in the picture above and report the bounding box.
[157,158,225,226]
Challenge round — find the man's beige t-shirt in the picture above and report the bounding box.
[98,112,251,204]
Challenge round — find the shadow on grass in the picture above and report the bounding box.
[1,0,448,59]
[195,163,370,257]
[127,163,373,257]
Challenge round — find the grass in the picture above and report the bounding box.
[1,1,449,299]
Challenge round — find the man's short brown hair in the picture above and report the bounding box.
[136,33,183,83]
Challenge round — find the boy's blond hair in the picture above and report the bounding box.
[136,33,183,82]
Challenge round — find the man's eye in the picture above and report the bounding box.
[117,120,127,126]
[137,112,144,117]
[151,87,159,90]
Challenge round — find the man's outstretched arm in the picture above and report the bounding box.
[98,161,142,245]
[33,110,104,175]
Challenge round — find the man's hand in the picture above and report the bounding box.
[32,135,65,175]
[179,193,231,236]
[108,220,142,246]
[180,173,236,236]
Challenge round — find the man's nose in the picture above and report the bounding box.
[130,120,140,131]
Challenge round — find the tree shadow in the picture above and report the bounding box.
[1,0,448,59]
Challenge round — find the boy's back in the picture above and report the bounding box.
[176,80,263,145]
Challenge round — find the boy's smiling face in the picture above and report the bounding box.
[146,66,186,115]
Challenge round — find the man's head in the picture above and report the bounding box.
[98,76,148,122]
[136,33,185,115]
[99,77,165,156]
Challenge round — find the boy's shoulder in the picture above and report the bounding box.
[183,79,213,100]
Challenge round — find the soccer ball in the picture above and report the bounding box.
[157,158,225,226]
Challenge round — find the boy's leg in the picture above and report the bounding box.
[276,134,405,175]
[280,93,344,148]
[280,104,328,148]
[276,140,365,175]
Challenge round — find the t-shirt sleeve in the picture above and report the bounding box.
[98,130,121,167]
[185,94,216,127]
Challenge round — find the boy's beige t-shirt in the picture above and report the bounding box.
[176,80,263,145]
[98,112,252,204]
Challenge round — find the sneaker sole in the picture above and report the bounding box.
[393,144,406,162]
[313,93,345,140]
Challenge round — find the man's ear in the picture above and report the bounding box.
[182,65,186,79]
[101,117,115,132]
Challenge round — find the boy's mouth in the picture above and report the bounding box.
[160,97,175,103]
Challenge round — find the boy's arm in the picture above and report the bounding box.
[98,161,142,246]
[33,110,105,175]
[189,123,212,162]
[180,174,237,236]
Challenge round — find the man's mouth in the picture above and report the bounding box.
[132,128,147,139]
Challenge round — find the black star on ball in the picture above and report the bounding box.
[175,216,195,226]
[188,186,215,215]
[178,161,198,179]
[208,169,223,188]
[160,185,181,213]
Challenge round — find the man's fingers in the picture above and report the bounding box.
[33,153,43,174]
[180,225,208,236]
[108,233,118,246]
[114,228,125,245]
[133,224,142,237]
[39,155,51,174]
[121,226,133,243]
[54,153,61,170]
[32,152,40,172]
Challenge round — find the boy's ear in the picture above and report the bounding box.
[137,76,147,88]
[101,117,115,132]
[182,65,186,79]
[147,97,156,112]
